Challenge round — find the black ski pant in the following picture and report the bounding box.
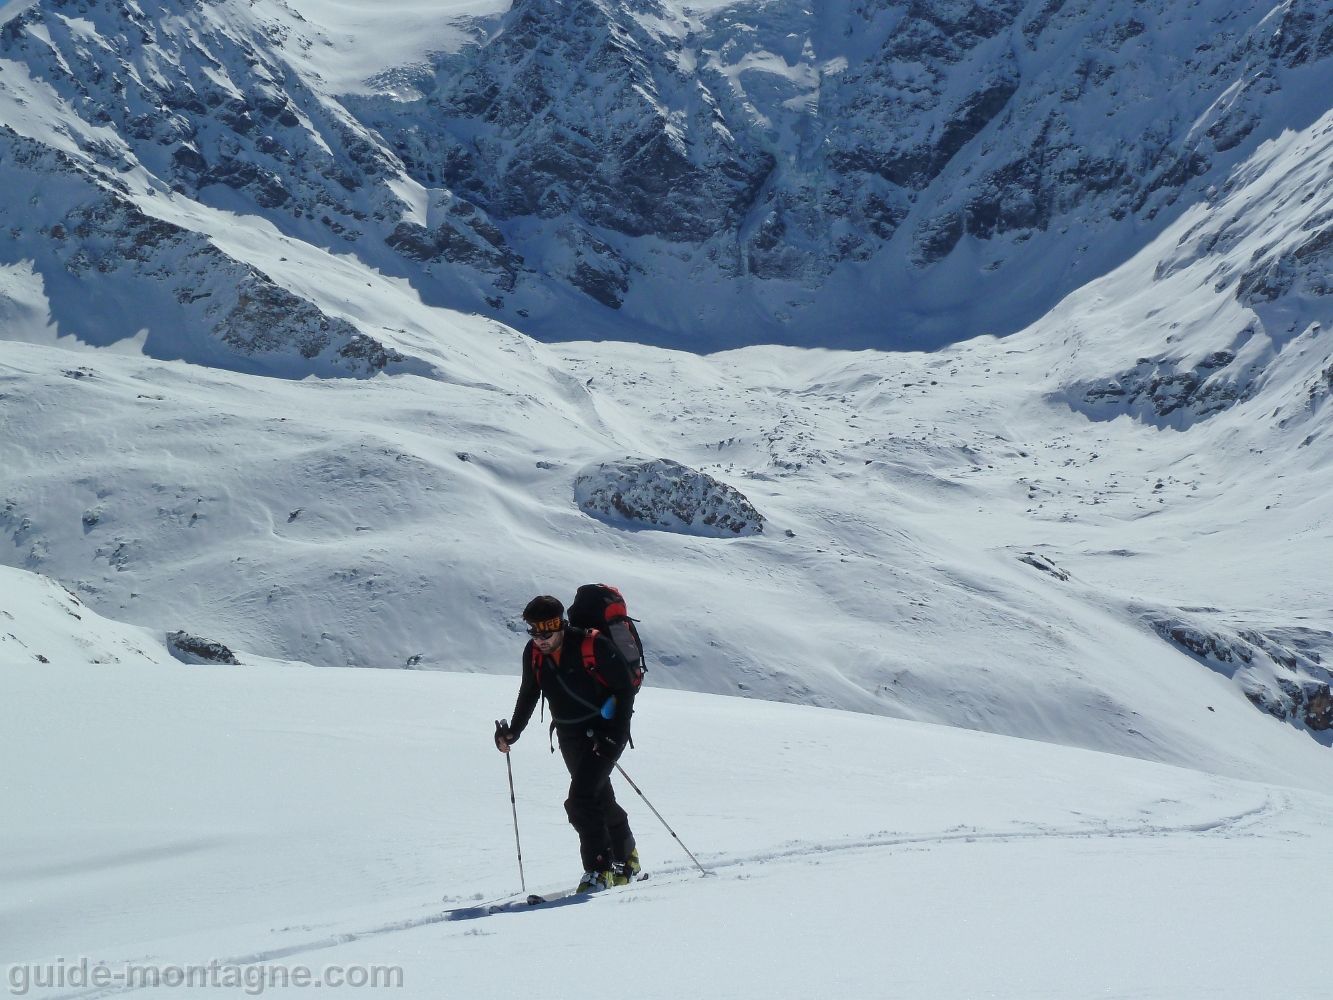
[556,726,635,872]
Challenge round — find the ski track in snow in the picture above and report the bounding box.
[27,768,1301,1000]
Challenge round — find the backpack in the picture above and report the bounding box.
[567,583,646,689]
[530,585,646,748]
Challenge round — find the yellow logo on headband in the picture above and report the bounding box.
[528,617,562,632]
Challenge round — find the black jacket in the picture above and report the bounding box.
[509,627,636,743]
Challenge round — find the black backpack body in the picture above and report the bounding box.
[567,584,646,688]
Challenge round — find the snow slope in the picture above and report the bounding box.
[3,617,1332,999]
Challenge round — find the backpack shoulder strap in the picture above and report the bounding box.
[581,629,600,679]
[531,643,544,684]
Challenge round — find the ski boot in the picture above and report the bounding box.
[611,849,642,886]
[576,869,612,893]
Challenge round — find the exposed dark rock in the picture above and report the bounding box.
[167,630,240,665]
[1154,620,1253,664]
[385,215,523,292]
[548,224,633,307]
[201,157,293,208]
[1072,351,1256,424]
[1018,552,1069,581]
[1152,616,1333,734]
[914,212,966,265]
[218,280,403,372]
[338,334,407,372]
[1305,687,1333,729]
[172,144,208,173]
[574,458,765,536]
[1236,225,1333,303]
[1272,0,1333,67]
[571,260,628,309]
[362,0,775,246]
[933,77,1021,170]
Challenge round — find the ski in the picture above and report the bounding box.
[526,871,648,905]
[524,889,574,906]
[442,873,649,920]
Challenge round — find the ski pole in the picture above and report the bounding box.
[614,763,710,876]
[496,720,526,893]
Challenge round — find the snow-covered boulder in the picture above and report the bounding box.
[574,459,764,537]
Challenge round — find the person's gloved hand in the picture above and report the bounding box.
[494,720,516,753]
[593,732,624,760]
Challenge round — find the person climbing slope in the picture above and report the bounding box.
[494,594,642,893]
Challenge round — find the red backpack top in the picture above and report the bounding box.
[567,583,646,688]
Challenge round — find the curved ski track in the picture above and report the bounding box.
[45,790,1287,1000]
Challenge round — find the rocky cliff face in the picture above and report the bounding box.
[348,0,1333,347]
[1,0,1331,354]
[1151,615,1333,732]
[0,121,406,374]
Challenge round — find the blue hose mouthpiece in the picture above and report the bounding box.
[600,696,617,720]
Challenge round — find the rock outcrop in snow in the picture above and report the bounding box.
[1151,615,1333,732]
[1072,351,1259,423]
[167,630,241,665]
[0,125,413,375]
[574,459,764,536]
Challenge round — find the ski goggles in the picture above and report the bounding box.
[525,617,562,637]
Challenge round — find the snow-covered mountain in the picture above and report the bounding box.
[4,94,1333,781]
[1,0,1331,358]
[2,0,1333,772]
[352,0,1333,348]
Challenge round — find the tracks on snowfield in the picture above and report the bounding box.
[46,791,1286,1000]
[673,788,1288,877]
